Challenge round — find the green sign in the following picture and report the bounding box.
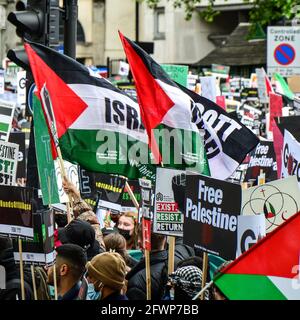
[161,64,188,87]
[33,96,60,205]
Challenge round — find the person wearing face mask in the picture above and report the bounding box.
[85,252,128,300]
[117,212,138,250]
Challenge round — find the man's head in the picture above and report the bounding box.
[57,219,100,260]
[47,244,87,287]
[85,252,126,293]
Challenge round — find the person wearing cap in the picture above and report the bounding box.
[85,252,128,300]
[62,177,106,251]
[57,219,102,260]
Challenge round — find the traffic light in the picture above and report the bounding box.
[7,0,59,47]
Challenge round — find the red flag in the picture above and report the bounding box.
[269,93,282,133]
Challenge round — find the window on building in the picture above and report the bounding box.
[154,7,165,40]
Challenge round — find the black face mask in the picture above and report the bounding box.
[118,228,131,241]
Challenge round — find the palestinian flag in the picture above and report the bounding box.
[214,211,300,300]
[274,72,294,101]
[25,41,155,180]
[119,32,210,176]
[120,32,259,179]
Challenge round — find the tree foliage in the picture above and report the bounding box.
[141,0,300,28]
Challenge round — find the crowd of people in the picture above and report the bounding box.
[0,177,227,301]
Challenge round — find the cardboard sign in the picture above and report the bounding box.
[17,71,26,105]
[121,179,140,214]
[211,64,230,79]
[9,132,26,180]
[79,170,126,214]
[281,129,300,188]
[242,176,300,233]
[200,76,216,102]
[0,141,19,186]
[139,178,153,250]
[244,141,277,183]
[256,68,269,103]
[236,214,266,257]
[0,186,34,239]
[161,64,188,87]
[183,174,241,260]
[13,209,55,266]
[153,167,185,237]
[0,99,15,142]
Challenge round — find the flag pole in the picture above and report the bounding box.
[30,264,38,300]
[56,146,73,223]
[193,280,213,300]
[18,237,25,300]
[53,263,58,300]
[200,252,209,300]
[124,179,151,300]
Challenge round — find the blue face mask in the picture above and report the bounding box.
[87,283,101,300]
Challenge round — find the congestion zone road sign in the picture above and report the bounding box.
[274,43,296,66]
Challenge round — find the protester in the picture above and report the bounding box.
[47,244,87,300]
[57,219,103,260]
[173,238,195,269]
[209,261,231,300]
[62,177,106,250]
[0,238,34,300]
[103,232,138,270]
[117,211,138,250]
[85,252,128,300]
[167,265,209,300]
[126,225,168,300]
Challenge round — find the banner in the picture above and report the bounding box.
[183,174,241,260]
[0,140,19,186]
[0,99,15,142]
[17,70,26,105]
[236,214,266,257]
[242,176,300,233]
[153,167,185,237]
[244,141,277,183]
[13,209,55,266]
[9,132,26,181]
[0,186,34,239]
[281,129,300,188]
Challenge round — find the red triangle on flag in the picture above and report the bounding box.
[25,43,88,139]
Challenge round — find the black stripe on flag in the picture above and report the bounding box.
[26,42,136,103]
[0,106,13,116]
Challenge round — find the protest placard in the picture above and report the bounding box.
[0,140,19,186]
[13,209,55,266]
[121,179,140,214]
[244,141,277,183]
[139,178,153,251]
[200,76,217,102]
[236,214,266,257]
[0,99,15,142]
[161,64,188,87]
[281,129,300,188]
[9,132,26,180]
[242,176,300,233]
[153,167,185,237]
[183,174,241,260]
[0,185,34,239]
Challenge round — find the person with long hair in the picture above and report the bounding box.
[117,212,138,250]
[104,232,138,270]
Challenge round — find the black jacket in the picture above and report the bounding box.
[0,248,33,300]
[173,238,195,269]
[125,250,168,300]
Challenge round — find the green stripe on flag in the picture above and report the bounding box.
[215,274,287,300]
[0,122,9,132]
